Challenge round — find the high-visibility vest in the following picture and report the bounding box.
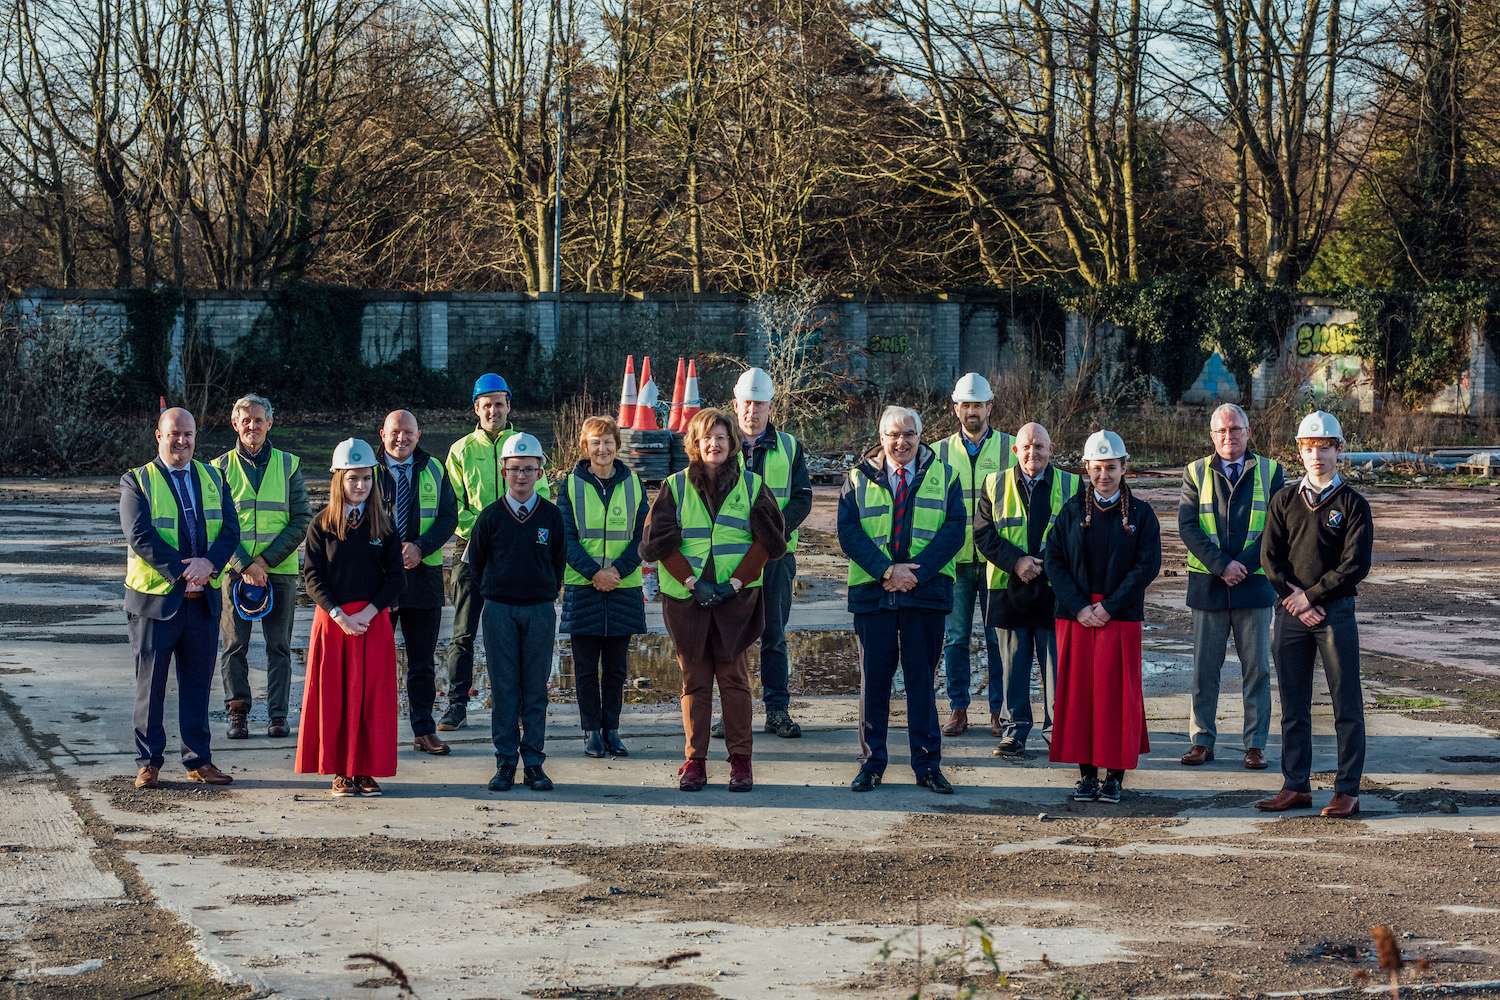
[124,461,226,594]
[846,461,959,587]
[213,448,300,575]
[1184,455,1279,576]
[935,429,1016,563]
[740,430,803,553]
[388,457,447,567]
[983,466,1080,589]
[447,424,550,539]
[563,469,644,587]
[658,469,765,599]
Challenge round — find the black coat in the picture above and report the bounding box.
[375,446,459,610]
[1044,492,1161,623]
[1178,453,1284,610]
[556,460,648,636]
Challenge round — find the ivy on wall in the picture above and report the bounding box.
[122,286,184,406]
[1337,282,1497,409]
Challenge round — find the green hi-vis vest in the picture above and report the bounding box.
[124,461,226,595]
[846,461,959,587]
[398,457,447,567]
[983,466,1080,589]
[447,425,550,539]
[563,470,644,587]
[1184,455,1279,577]
[658,469,765,599]
[213,448,300,575]
[935,429,1017,564]
[740,430,802,553]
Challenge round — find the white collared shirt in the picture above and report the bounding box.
[1300,472,1342,504]
[1093,489,1122,505]
[505,492,536,518]
[884,457,918,486]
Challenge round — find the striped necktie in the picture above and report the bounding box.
[170,469,200,556]
[395,464,412,536]
[892,468,909,521]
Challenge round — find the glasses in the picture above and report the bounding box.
[504,466,542,477]
[881,430,918,440]
[1211,427,1248,437]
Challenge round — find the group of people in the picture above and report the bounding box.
[121,369,1372,815]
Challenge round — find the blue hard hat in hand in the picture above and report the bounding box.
[233,579,273,621]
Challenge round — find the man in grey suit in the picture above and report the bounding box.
[120,408,241,789]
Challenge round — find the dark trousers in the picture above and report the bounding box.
[218,571,298,718]
[854,606,945,776]
[129,598,217,770]
[391,606,443,737]
[756,554,796,711]
[942,560,1003,712]
[996,624,1057,744]
[483,600,555,766]
[572,633,629,731]
[444,553,479,707]
[1272,598,1365,796]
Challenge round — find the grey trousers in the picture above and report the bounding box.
[218,571,299,719]
[482,600,555,767]
[996,625,1057,744]
[1189,605,1273,751]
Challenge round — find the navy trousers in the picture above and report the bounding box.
[854,606,945,776]
[483,600,556,767]
[390,606,443,737]
[129,598,217,770]
[1272,598,1365,797]
[757,554,796,712]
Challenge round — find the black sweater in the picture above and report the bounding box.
[468,496,567,606]
[1044,492,1162,622]
[303,514,406,614]
[1261,482,1374,606]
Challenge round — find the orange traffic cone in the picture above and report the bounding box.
[667,357,687,431]
[617,356,637,428]
[633,378,661,430]
[679,361,701,428]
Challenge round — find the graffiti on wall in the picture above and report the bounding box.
[1280,319,1366,397]
[1294,322,1357,358]
[867,333,910,354]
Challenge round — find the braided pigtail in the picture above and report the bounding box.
[1083,485,1094,528]
[1120,480,1136,533]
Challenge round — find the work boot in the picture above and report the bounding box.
[678,758,707,791]
[226,701,249,740]
[764,709,802,739]
[727,753,753,792]
[267,717,290,738]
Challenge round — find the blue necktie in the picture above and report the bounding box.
[395,464,412,536]
[170,469,200,557]
[1226,462,1241,486]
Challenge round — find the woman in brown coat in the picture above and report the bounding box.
[641,408,786,792]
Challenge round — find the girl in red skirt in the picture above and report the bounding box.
[1043,430,1161,803]
[296,438,406,797]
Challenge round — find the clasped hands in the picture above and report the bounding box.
[1075,602,1112,628]
[883,563,920,592]
[690,576,742,607]
[592,567,622,592]
[1282,584,1325,626]
[333,604,379,636]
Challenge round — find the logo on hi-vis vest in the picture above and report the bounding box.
[611,505,622,517]
[1328,510,1343,527]
[537,528,550,544]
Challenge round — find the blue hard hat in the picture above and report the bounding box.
[232,579,273,622]
[472,373,510,401]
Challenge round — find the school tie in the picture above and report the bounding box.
[892,468,909,521]
[347,507,362,530]
[516,503,531,522]
[394,464,412,536]
[170,469,200,557]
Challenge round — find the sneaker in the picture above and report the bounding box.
[355,775,382,796]
[678,758,707,791]
[331,775,358,797]
[727,753,753,792]
[709,719,725,740]
[764,709,802,739]
[1098,777,1123,803]
[1072,776,1099,801]
[437,705,467,731]
[993,737,1026,757]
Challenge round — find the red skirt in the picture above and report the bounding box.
[295,604,398,777]
[1049,595,1150,771]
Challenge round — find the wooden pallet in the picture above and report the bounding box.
[1456,463,1499,477]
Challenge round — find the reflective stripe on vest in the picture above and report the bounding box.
[846,461,959,587]
[742,430,802,553]
[563,470,644,587]
[935,430,1016,564]
[1184,455,1278,576]
[447,425,549,539]
[414,457,445,567]
[658,469,764,599]
[213,448,300,575]
[983,466,1080,589]
[124,461,226,594]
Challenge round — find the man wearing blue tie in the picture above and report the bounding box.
[120,408,242,789]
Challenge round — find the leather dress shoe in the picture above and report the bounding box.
[1180,744,1214,766]
[583,730,607,758]
[186,763,233,785]
[849,770,881,792]
[1244,748,1268,770]
[1254,789,1313,811]
[679,758,707,791]
[916,770,954,794]
[135,766,160,789]
[488,764,517,791]
[226,701,250,740]
[941,710,968,737]
[602,730,628,756]
[1321,792,1360,818]
[990,713,1004,737]
[523,765,554,791]
[413,733,451,755]
[267,717,290,738]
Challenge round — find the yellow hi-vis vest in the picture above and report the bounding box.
[124,461,226,594]
[846,461,959,587]
[447,425,550,539]
[389,457,447,567]
[1184,455,1279,576]
[740,430,802,553]
[213,448,300,575]
[935,429,1017,564]
[563,469,644,587]
[658,469,765,599]
[983,466,1080,589]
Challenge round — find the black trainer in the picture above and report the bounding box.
[764,709,802,739]
[993,737,1025,757]
[1072,776,1100,801]
[1098,777,1123,803]
[437,705,467,731]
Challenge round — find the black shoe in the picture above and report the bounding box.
[267,717,290,738]
[916,770,954,794]
[1072,776,1099,801]
[764,709,802,738]
[487,764,516,791]
[1098,777,1123,803]
[850,770,882,792]
[584,731,606,758]
[603,730,628,756]
[437,705,467,731]
[523,765,554,791]
[993,737,1025,757]
[709,718,725,740]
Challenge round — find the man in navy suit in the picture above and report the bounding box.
[120,407,241,788]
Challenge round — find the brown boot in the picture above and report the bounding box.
[941,710,968,737]
[989,713,1004,737]
[226,700,250,739]
[727,753,753,792]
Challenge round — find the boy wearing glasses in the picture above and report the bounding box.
[466,433,566,793]
[1178,403,1284,771]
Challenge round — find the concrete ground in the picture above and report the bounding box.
[2,479,1499,1000]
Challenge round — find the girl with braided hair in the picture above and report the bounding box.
[1043,430,1162,803]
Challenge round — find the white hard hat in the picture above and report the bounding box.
[1083,429,1129,461]
[734,367,776,402]
[501,432,546,464]
[330,438,378,471]
[1296,410,1343,441]
[952,372,994,403]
